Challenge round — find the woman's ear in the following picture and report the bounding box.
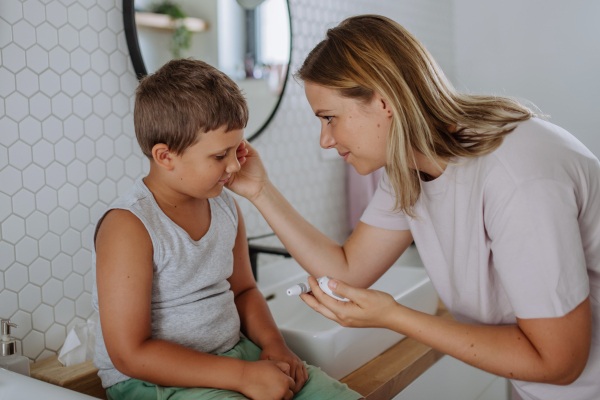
[374,91,393,118]
[152,143,175,171]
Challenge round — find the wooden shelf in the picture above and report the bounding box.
[135,12,208,32]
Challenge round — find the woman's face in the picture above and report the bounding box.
[304,82,392,175]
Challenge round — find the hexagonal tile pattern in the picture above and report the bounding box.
[0,166,23,196]
[16,236,39,265]
[23,0,46,27]
[51,252,72,280]
[12,189,36,218]
[45,323,66,351]
[42,278,63,306]
[19,116,43,145]
[0,242,16,271]
[16,68,39,97]
[36,22,58,51]
[22,164,45,192]
[54,297,75,325]
[13,20,37,50]
[23,329,45,359]
[29,257,51,286]
[19,284,42,312]
[5,262,28,292]
[0,290,18,319]
[2,215,26,244]
[39,232,60,260]
[26,211,48,239]
[32,304,54,332]
[10,310,33,340]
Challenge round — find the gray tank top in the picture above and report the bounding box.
[91,179,241,388]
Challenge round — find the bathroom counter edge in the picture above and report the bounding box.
[340,300,452,400]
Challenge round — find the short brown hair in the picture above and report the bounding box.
[134,59,248,158]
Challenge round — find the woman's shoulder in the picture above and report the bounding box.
[480,118,599,187]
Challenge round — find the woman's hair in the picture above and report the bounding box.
[295,15,536,218]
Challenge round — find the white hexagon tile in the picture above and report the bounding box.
[0,0,455,362]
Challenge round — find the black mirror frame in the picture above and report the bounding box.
[122,0,292,143]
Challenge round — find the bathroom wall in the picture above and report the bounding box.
[453,0,600,157]
[0,0,455,361]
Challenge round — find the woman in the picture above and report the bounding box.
[229,15,600,400]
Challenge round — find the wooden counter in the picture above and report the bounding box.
[341,301,453,400]
[31,301,452,400]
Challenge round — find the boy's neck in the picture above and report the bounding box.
[143,167,206,211]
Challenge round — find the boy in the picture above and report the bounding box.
[91,59,362,400]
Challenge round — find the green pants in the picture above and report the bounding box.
[106,338,362,400]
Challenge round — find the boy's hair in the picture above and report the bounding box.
[134,59,249,158]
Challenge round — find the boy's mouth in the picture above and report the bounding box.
[218,177,230,184]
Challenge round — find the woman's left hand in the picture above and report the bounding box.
[260,341,308,394]
[300,276,401,329]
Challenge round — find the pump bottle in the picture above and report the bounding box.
[0,319,30,376]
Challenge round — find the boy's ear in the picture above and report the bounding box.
[151,143,175,171]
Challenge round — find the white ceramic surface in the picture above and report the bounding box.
[257,259,439,380]
[0,368,96,399]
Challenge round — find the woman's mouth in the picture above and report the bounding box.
[340,152,350,162]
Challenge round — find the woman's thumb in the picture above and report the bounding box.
[328,279,354,300]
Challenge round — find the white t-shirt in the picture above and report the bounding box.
[361,118,600,400]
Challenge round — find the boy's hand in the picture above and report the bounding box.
[240,360,295,400]
[260,341,308,394]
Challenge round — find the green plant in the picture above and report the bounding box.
[150,0,192,58]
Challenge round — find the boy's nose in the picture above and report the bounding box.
[226,156,241,173]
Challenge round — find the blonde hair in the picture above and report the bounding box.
[296,15,536,218]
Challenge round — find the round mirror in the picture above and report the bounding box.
[123,0,292,141]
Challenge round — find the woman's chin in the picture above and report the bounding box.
[352,163,381,176]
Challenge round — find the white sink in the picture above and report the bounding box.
[257,259,439,380]
[0,368,96,399]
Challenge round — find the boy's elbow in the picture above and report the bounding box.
[106,344,144,378]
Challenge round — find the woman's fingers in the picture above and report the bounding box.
[300,292,340,322]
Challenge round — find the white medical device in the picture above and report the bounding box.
[286,276,350,302]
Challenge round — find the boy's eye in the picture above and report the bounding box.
[215,153,227,160]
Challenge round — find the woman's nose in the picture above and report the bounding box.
[320,128,336,149]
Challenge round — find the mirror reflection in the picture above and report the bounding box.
[133,0,291,139]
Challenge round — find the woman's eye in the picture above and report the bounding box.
[322,116,333,125]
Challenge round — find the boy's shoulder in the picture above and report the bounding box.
[212,189,238,228]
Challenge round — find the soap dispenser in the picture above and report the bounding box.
[0,319,30,376]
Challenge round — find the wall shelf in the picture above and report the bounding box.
[135,12,208,32]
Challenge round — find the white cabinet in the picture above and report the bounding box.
[393,355,510,400]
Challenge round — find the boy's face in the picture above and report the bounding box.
[169,125,244,199]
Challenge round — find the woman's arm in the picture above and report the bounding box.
[95,210,294,400]
[227,199,308,393]
[229,141,413,288]
[303,278,592,385]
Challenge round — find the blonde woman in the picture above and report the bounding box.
[229,15,600,400]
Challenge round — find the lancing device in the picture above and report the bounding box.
[286,276,350,302]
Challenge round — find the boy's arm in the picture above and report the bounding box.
[228,199,309,393]
[96,209,294,399]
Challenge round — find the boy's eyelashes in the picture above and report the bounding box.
[215,151,227,160]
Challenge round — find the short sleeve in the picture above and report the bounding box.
[486,179,589,319]
[360,173,410,230]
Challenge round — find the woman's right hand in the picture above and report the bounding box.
[227,140,270,201]
[239,360,295,400]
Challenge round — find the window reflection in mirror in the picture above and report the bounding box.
[134,0,291,139]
